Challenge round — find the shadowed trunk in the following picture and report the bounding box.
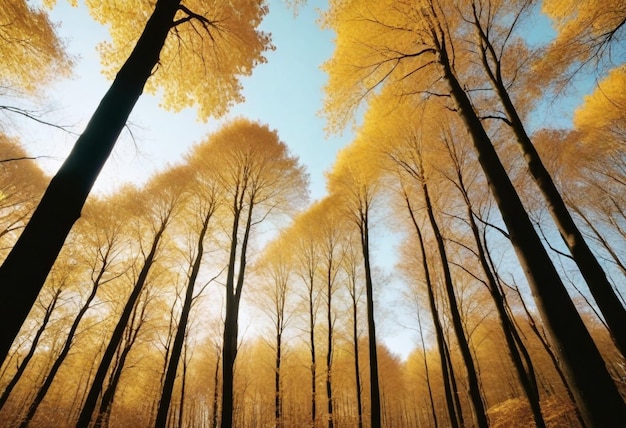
[155,207,213,428]
[0,287,61,413]
[474,14,626,357]
[436,33,626,426]
[0,0,181,364]
[403,189,460,428]
[359,203,381,428]
[76,216,169,428]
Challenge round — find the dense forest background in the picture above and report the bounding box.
[0,0,624,427]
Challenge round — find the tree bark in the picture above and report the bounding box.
[155,208,212,428]
[475,17,626,357]
[0,288,60,412]
[0,0,181,364]
[76,218,168,428]
[359,207,382,428]
[437,36,626,427]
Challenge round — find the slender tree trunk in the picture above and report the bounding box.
[178,339,189,428]
[0,288,61,412]
[155,209,212,428]
[0,0,181,364]
[359,208,381,428]
[475,20,626,357]
[403,190,459,428]
[221,201,254,428]
[76,218,168,428]
[19,270,106,427]
[309,278,318,428]
[437,37,626,426]
[416,306,439,428]
[211,345,221,428]
[447,148,546,427]
[350,287,363,428]
[275,328,283,428]
[94,297,148,428]
[420,170,488,427]
[325,261,334,428]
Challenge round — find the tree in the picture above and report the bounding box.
[467,2,626,358]
[76,167,187,427]
[189,119,307,428]
[155,165,221,428]
[321,2,626,425]
[0,0,271,363]
[327,145,383,428]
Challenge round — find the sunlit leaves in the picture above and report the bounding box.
[83,0,273,121]
[0,0,72,95]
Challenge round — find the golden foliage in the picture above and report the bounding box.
[0,0,72,94]
[80,0,272,121]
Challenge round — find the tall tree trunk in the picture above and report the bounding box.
[19,265,107,427]
[76,218,168,428]
[416,306,439,428]
[309,277,318,428]
[221,201,254,428]
[94,296,148,428]
[0,0,181,363]
[350,285,364,428]
[275,325,283,428]
[420,169,489,427]
[325,259,334,428]
[0,287,61,412]
[475,17,626,357]
[436,36,626,426]
[359,207,381,428]
[155,208,212,428]
[211,345,221,428]
[403,189,460,428]
[446,143,546,427]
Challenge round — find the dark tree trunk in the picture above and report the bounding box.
[416,307,439,428]
[0,288,61,412]
[325,260,334,428]
[0,0,181,364]
[403,189,460,428]
[475,20,626,357]
[350,285,363,428]
[437,37,626,427]
[19,265,107,427]
[446,144,547,427]
[419,168,489,427]
[359,207,381,428]
[155,208,213,428]
[221,201,254,428]
[211,345,221,428]
[309,278,318,428]
[94,296,148,428]
[275,327,283,428]
[76,218,168,428]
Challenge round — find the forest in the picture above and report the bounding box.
[0,0,625,427]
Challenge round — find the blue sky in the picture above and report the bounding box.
[29,0,352,200]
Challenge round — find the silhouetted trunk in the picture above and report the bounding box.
[436,35,626,426]
[178,339,190,428]
[211,345,221,428]
[275,325,283,428]
[403,189,459,428]
[418,163,488,427]
[76,217,169,428]
[94,295,148,428]
[155,208,213,428]
[474,17,626,357]
[325,259,334,428]
[358,203,381,428]
[0,0,181,363]
[445,141,546,427]
[309,276,318,428]
[20,264,109,427]
[221,201,254,428]
[0,288,61,412]
[349,283,363,428]
[416,306,439,428]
